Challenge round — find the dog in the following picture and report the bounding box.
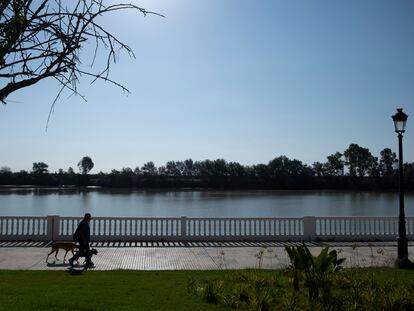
[46,241,78,262]
[69,248,98,268]
[79,248,98,259]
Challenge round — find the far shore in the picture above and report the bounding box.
[0,185,412,194]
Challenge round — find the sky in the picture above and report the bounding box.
[0,0,413,173]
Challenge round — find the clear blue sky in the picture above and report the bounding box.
[0,0,413,173]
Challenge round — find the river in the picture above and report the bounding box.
[0,188,413,217]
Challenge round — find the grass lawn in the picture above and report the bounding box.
[1,268,414,310]
[0,270,229,311]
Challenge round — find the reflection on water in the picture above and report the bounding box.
[0,188,413,218]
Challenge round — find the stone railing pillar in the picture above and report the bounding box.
[47,215,60,241]
[180,216,187,240]
[303,216,316,241]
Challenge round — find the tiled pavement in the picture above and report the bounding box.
[0,241,413,271]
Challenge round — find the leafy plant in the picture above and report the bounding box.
[285,244,346,300]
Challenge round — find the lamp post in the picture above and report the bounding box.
[392,108,408,260]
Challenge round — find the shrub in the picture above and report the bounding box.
[285,244,345,301]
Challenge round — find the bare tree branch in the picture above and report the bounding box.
[0,0,164,114]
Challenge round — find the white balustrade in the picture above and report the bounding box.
[0,215,413,242]
[0,216,49,241]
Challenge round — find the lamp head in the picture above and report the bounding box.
[392,108,408,134]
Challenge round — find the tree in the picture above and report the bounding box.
[344,144,377,177]
[268,156,311,177]
[324,152,344,176]
[312,162,325,177]
[379,148,397,176]
[183,159,194,176]
[141,161,157,176]
[212,159,228,176]
[0,166,11,174]
[227,161,246,177]
[121,167,134,176]
[165,161,181,177]
[0,0,162,118]
[133,166,142,175]
[78,156,94,174]
[32,162,48,174]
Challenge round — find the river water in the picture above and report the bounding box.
[0,188,413,218]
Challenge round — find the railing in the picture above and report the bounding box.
[0,215,413,242]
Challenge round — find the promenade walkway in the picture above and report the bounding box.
[1,241,413,270]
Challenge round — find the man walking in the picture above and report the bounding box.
[69,213,94,268]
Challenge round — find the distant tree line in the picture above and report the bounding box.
[1,145,414,190]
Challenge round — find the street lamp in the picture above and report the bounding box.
[392,108,408,260]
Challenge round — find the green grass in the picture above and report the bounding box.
[1,268,414,311]
[0,270,229,311]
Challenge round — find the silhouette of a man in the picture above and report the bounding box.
[69,213,94,268]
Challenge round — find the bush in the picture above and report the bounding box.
[190,268,414,310]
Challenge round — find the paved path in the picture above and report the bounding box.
[0,241,413,270]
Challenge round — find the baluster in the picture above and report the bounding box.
[287,219,290,236]
[386,218,390,235]
[17,218,21,235]
[201,219,205,237]
[22,218,26,235]
[32,219,36,235]
[11,218,15,235]
[132,219,136,237]
[344,219,348,236]
[278,219,285,236]
[351,218,354,236]
[275,219,279,236]
[356,218,360,236]
[212,219,215,237]
[252,219,256,236]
